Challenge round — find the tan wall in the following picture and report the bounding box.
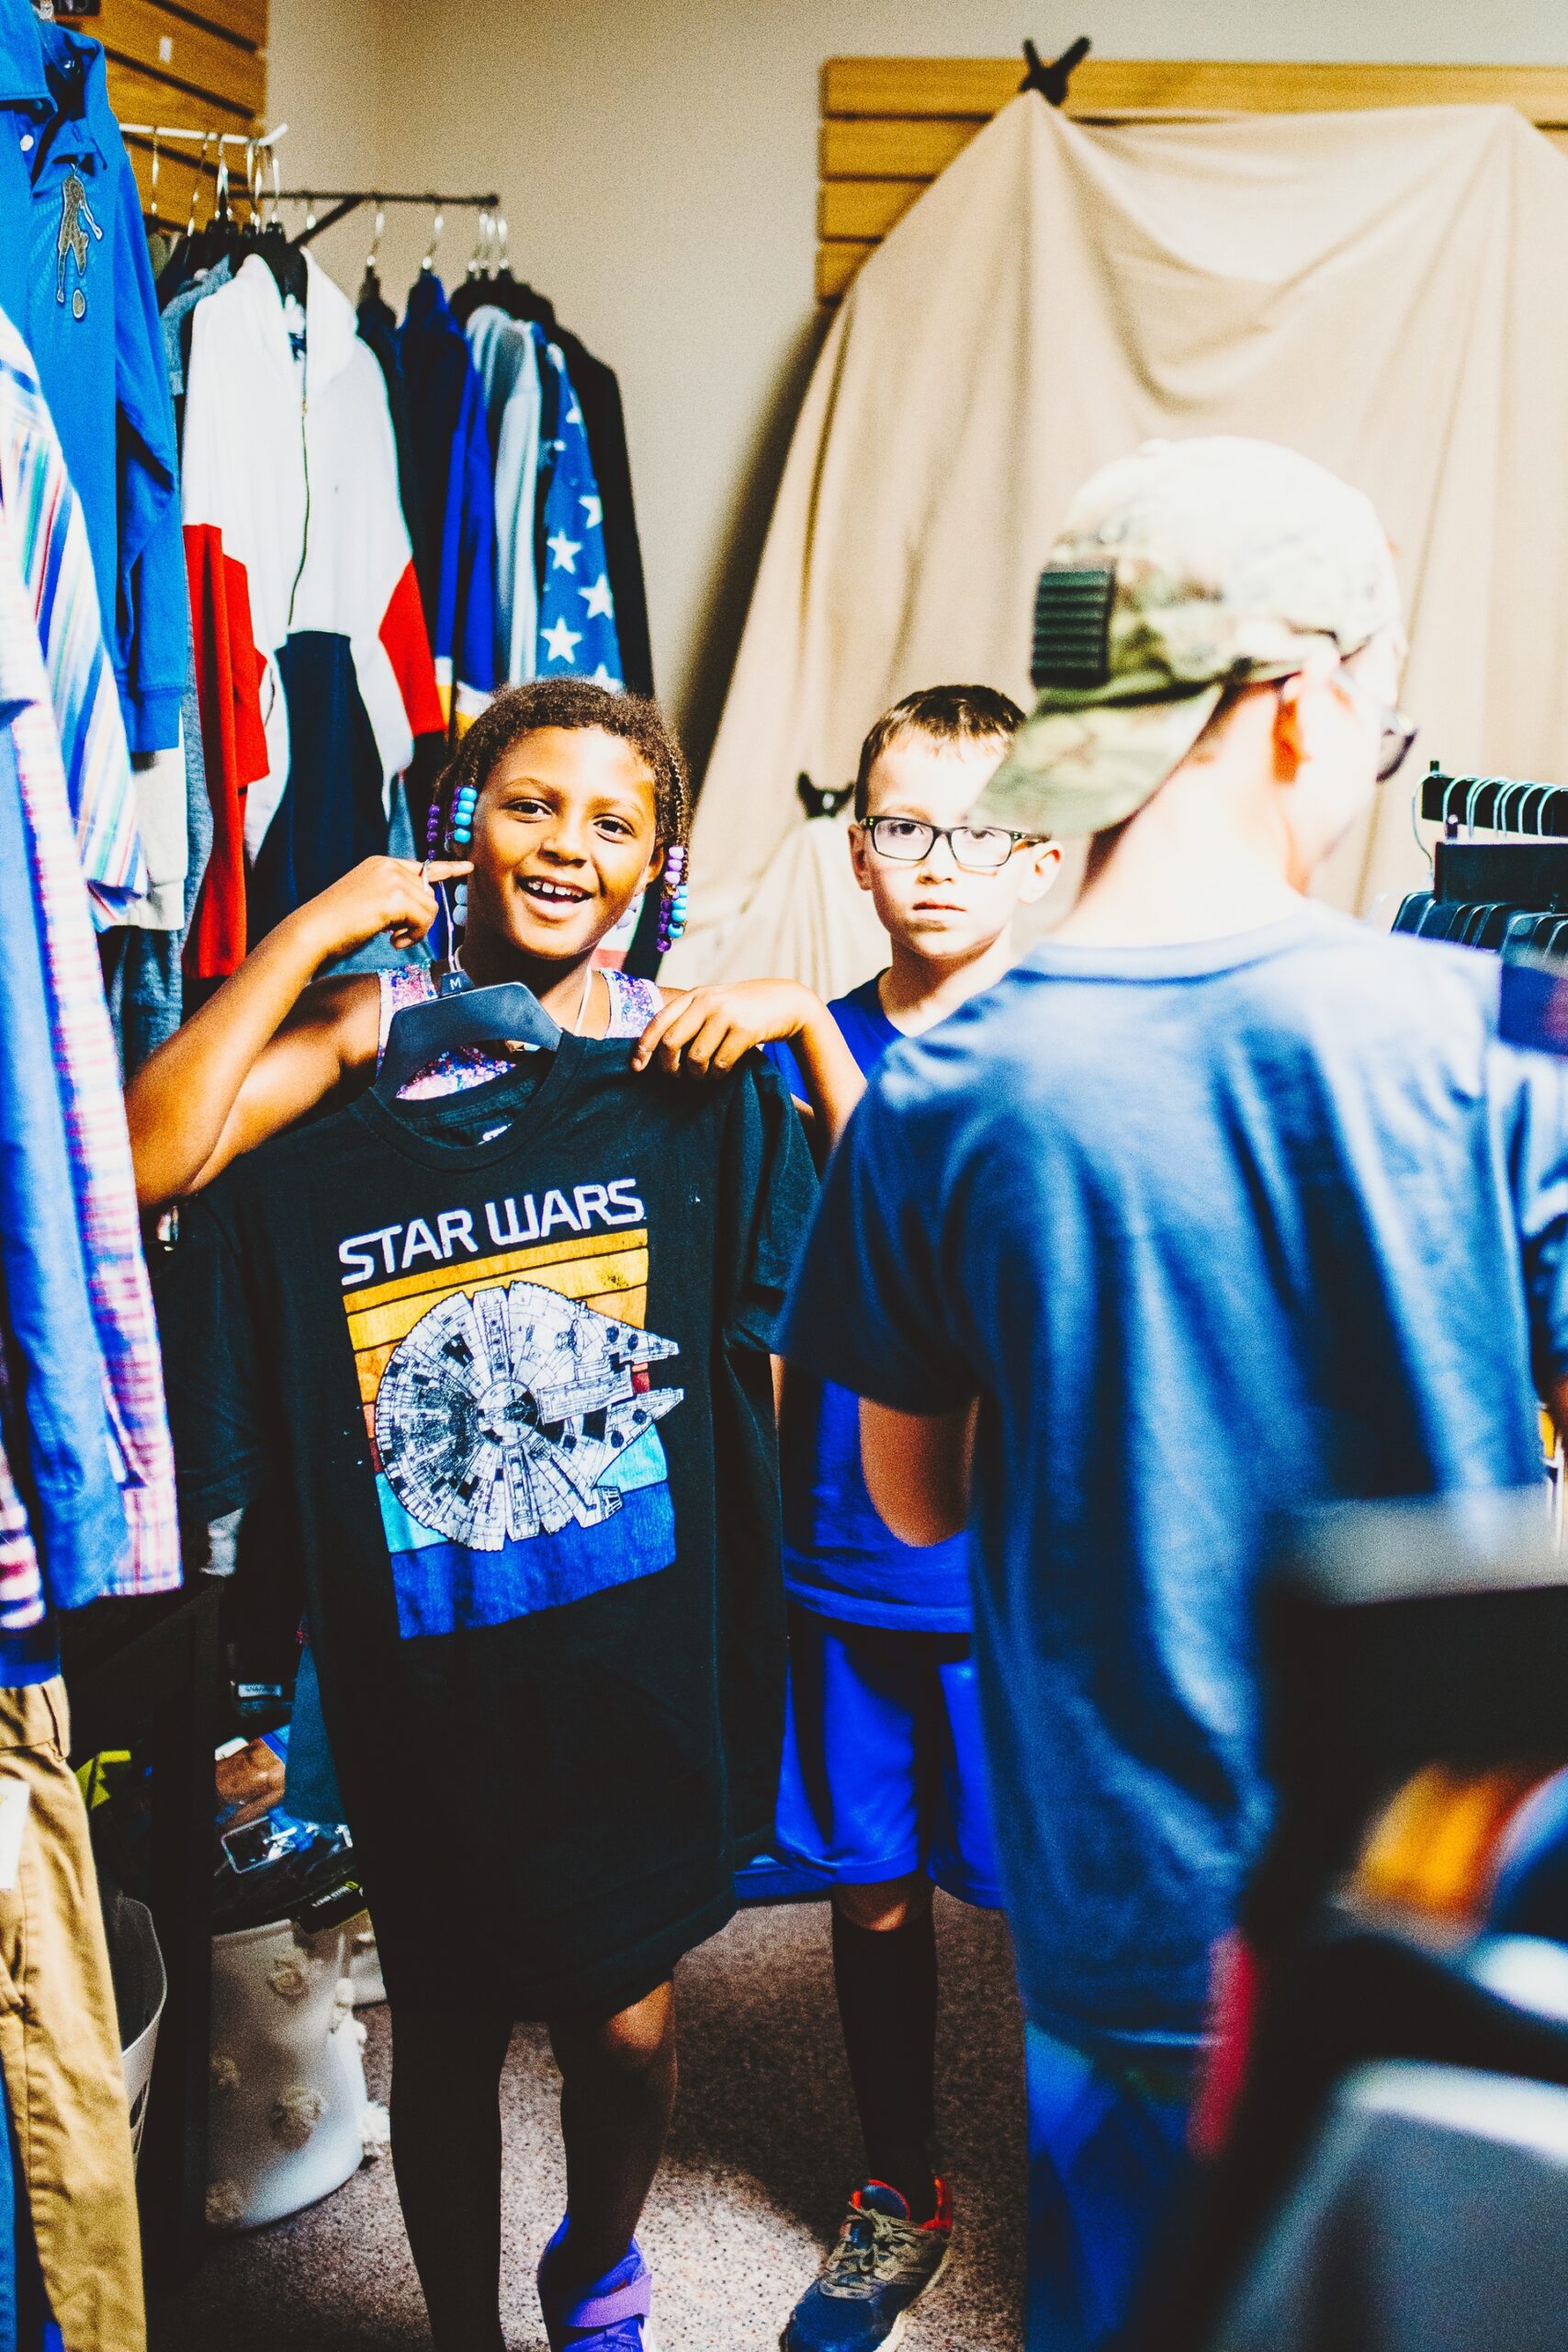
[269,0,1568,775]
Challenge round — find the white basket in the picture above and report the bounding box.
[206,1917,367,2231]
[105,1894,166,2169]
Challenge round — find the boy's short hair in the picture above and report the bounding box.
[854,684,1026,820]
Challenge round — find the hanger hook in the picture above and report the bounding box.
[1464,778,1483,837]
[186,131,212,237]
[367,201,385,274]
[466,205,487,277]
[148,127,160,224]
[422,207,444,273]
[266,141,282,229]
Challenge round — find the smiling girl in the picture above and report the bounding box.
[132,679,865,2352]
[127,677,861,1206]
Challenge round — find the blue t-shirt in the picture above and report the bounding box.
[771,978,972,1634]
[782,914,1568,2057]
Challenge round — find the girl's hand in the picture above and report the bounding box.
[630,978,818,1077]
[291,856,473,964]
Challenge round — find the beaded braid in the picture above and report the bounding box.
[426,678,692,949]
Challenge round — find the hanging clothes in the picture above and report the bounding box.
[181,251,443,972]
[0,1679,145,2352]
[548,327,652,696]
[0,720,122,1625]
[467,305,541,684]
[453,274,652,695]
[535,336,622,688]
[0,309,145,922]
[0,0,184,763]
[395,271,497,732]
[0,495,179,1604]
[356,279,424,599]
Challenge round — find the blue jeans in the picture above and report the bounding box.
[1025,2023,1194,2351]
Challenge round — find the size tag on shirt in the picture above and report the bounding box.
[0,1783,32,1891]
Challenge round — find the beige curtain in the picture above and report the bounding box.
[668,97,1568,996]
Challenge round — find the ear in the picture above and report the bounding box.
[1017,840,1064,906]
[642,842,668,891]
[848,821,874,894]
[1271,674,1309,782]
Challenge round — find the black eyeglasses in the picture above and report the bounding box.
[863,817,1032,872]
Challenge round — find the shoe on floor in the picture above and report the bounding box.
[537,2218,660,2352]
[782,2178,953,2351]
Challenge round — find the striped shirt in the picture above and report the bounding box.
[0,308,148,923]
[0,494,179,1605]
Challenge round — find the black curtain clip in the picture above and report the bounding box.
[1021,36,1092,107]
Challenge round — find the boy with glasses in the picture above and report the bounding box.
[775,685,1060,2352]
[780,438,1568,2349]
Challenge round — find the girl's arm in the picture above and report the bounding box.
[630,979,866,1149]
[859,1396,977,1546]
[126,856,465,1206]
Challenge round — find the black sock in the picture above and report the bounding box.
[831,1905,940,2224]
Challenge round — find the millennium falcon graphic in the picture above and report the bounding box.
[375,1280,682,1551]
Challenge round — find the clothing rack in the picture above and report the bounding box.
[275,190,502,247]
[1397,763,1568,949]
[1420,763,1568,839]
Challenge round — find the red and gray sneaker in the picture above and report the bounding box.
[537,2218,660,2352]
[782,2178,953,2351]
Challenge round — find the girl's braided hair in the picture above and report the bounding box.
[427,677,691,863]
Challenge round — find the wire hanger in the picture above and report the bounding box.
[465,206,492,280]
[420,207,444,274]
[358,203,387,309]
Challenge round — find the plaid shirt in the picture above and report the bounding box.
[0,310,146,922]
[0,494,179,1604]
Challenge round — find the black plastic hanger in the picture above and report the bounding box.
[374,981,562,1101]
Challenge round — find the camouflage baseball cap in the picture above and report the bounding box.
[974,437,1402,838]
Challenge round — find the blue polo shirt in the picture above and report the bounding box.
[0,1,186,751]
[783,914,1568,2055]
[771,978,972,1634]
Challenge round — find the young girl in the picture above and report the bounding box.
[140,679,860,2352]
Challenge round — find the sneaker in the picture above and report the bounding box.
[537,2219,660,2352]
[782,2179,953,2351]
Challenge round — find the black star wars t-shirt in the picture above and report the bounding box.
[159,1038,817,2014]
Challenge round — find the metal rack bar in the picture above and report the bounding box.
[276,189,501,246]
[118,121,288,144]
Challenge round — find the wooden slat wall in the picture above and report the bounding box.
[76,0,269,226]
[818,55,1568,302]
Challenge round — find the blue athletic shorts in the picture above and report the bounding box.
[773,1610,1005,1907]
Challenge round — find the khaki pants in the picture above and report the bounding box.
[0,1679,144,2352]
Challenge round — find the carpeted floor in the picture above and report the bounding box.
[152,1892,1025,2350]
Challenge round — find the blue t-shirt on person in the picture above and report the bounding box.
[782,912,1568,2059]
[769,977,972,1634]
